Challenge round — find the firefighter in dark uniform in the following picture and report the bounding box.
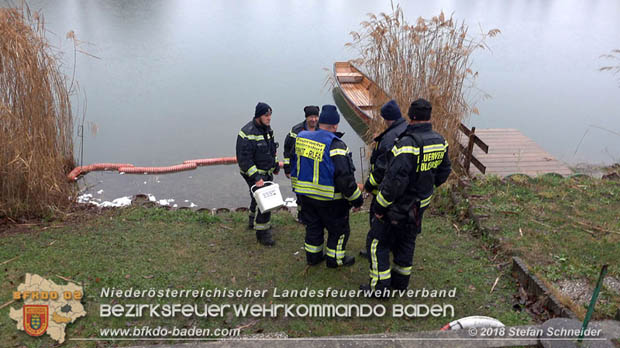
[360,100,408,259]
[283,106,319,223]
[291,105,364,267]
[236,102,280,246]
[362,98,451,293]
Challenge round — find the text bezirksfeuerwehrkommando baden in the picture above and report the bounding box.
[99,286,456,299]
[98,287,457,319]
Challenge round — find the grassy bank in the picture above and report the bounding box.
[465,172,620,319]
[0,194,530,346]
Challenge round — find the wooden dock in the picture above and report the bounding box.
[461,128,573,177]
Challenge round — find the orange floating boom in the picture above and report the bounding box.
[68,157,285,181]
[119,163,197,174]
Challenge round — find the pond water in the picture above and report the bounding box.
[7,0,620,208]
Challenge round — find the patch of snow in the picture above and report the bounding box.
[284,197,297,208]
[147,194,157,202]
[189,203,197,208]
[77,194,131,207]
[97,189,104,194]
[99,196,132,207]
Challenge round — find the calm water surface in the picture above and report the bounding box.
[7,0,620,207]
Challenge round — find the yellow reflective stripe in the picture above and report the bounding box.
[293,187,334,199]
[289,131,297,138]
[347,187,361,201]
[283,158,290,165]
[254,223,270,231]
[392,264,412,275]
[238,131,265,141]
[325,247,335,257]
[372,189,379,195]
[420,195,432,208]
[391,145,419,157]
[368,173,378,187]
[256,168,275,175]
[293,179,334,192]
[336,235,345,265]
[300,193,343,201]
[313,158,320,184]
[305,243,323,253]
[370,239,379,290]
[329,149,348,156]
[370,269,392,280]
[376,191,392,208]
[423,144,446,152]
[246,165,258,176]
[326,247,345,259]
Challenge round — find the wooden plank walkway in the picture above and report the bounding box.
[461,128,573,177]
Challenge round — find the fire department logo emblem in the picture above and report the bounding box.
[23,305,48,336]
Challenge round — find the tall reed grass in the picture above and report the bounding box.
[600,49,620,86]
[346,4,499,174]
[0,7,75,220]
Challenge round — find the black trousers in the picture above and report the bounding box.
[244,174,273,231]
[366,205,426,291]
[300,196,351,266]
[364,198,378,251]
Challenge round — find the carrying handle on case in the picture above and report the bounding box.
[250,181,275,193]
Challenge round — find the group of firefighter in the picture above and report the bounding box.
[235,99,452,294]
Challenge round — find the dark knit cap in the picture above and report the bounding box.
[254,102,272,118]
[303,105,319,118]
[380,99,402,121]
[318,105,340,125]
[408,98,432,121]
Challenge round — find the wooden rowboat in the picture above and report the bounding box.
[333,62,389,122]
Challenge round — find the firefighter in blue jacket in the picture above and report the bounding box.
[283,106,319,223]
[360,99,408,259]
[283,106,319,176]
[291,105,364,267]
[362,98,451,293]
[236,102,280,246]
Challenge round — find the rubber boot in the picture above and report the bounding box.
[307,253,325,266]
[256,229,275,246]
[326,255,355,268]
[248,213,255,230]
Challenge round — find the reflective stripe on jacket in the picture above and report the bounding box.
[374,122,452,221]
[291,129,361,202]
[235,120,278,182]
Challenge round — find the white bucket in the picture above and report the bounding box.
[251,181,284,213]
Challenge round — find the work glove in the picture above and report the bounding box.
[350,195,364,209]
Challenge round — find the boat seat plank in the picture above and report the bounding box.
[337,73,363,83]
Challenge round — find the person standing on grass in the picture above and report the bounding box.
[361,98,451,294]
[282,105,320,224]
[360,99,408,259]
[236,102,280,247]
[291,105,363,267]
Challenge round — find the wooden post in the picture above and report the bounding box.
[464,127,476,175]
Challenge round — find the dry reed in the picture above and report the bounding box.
[346,4,499,174]
[600,49,620,86]
[0,7,75,220]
